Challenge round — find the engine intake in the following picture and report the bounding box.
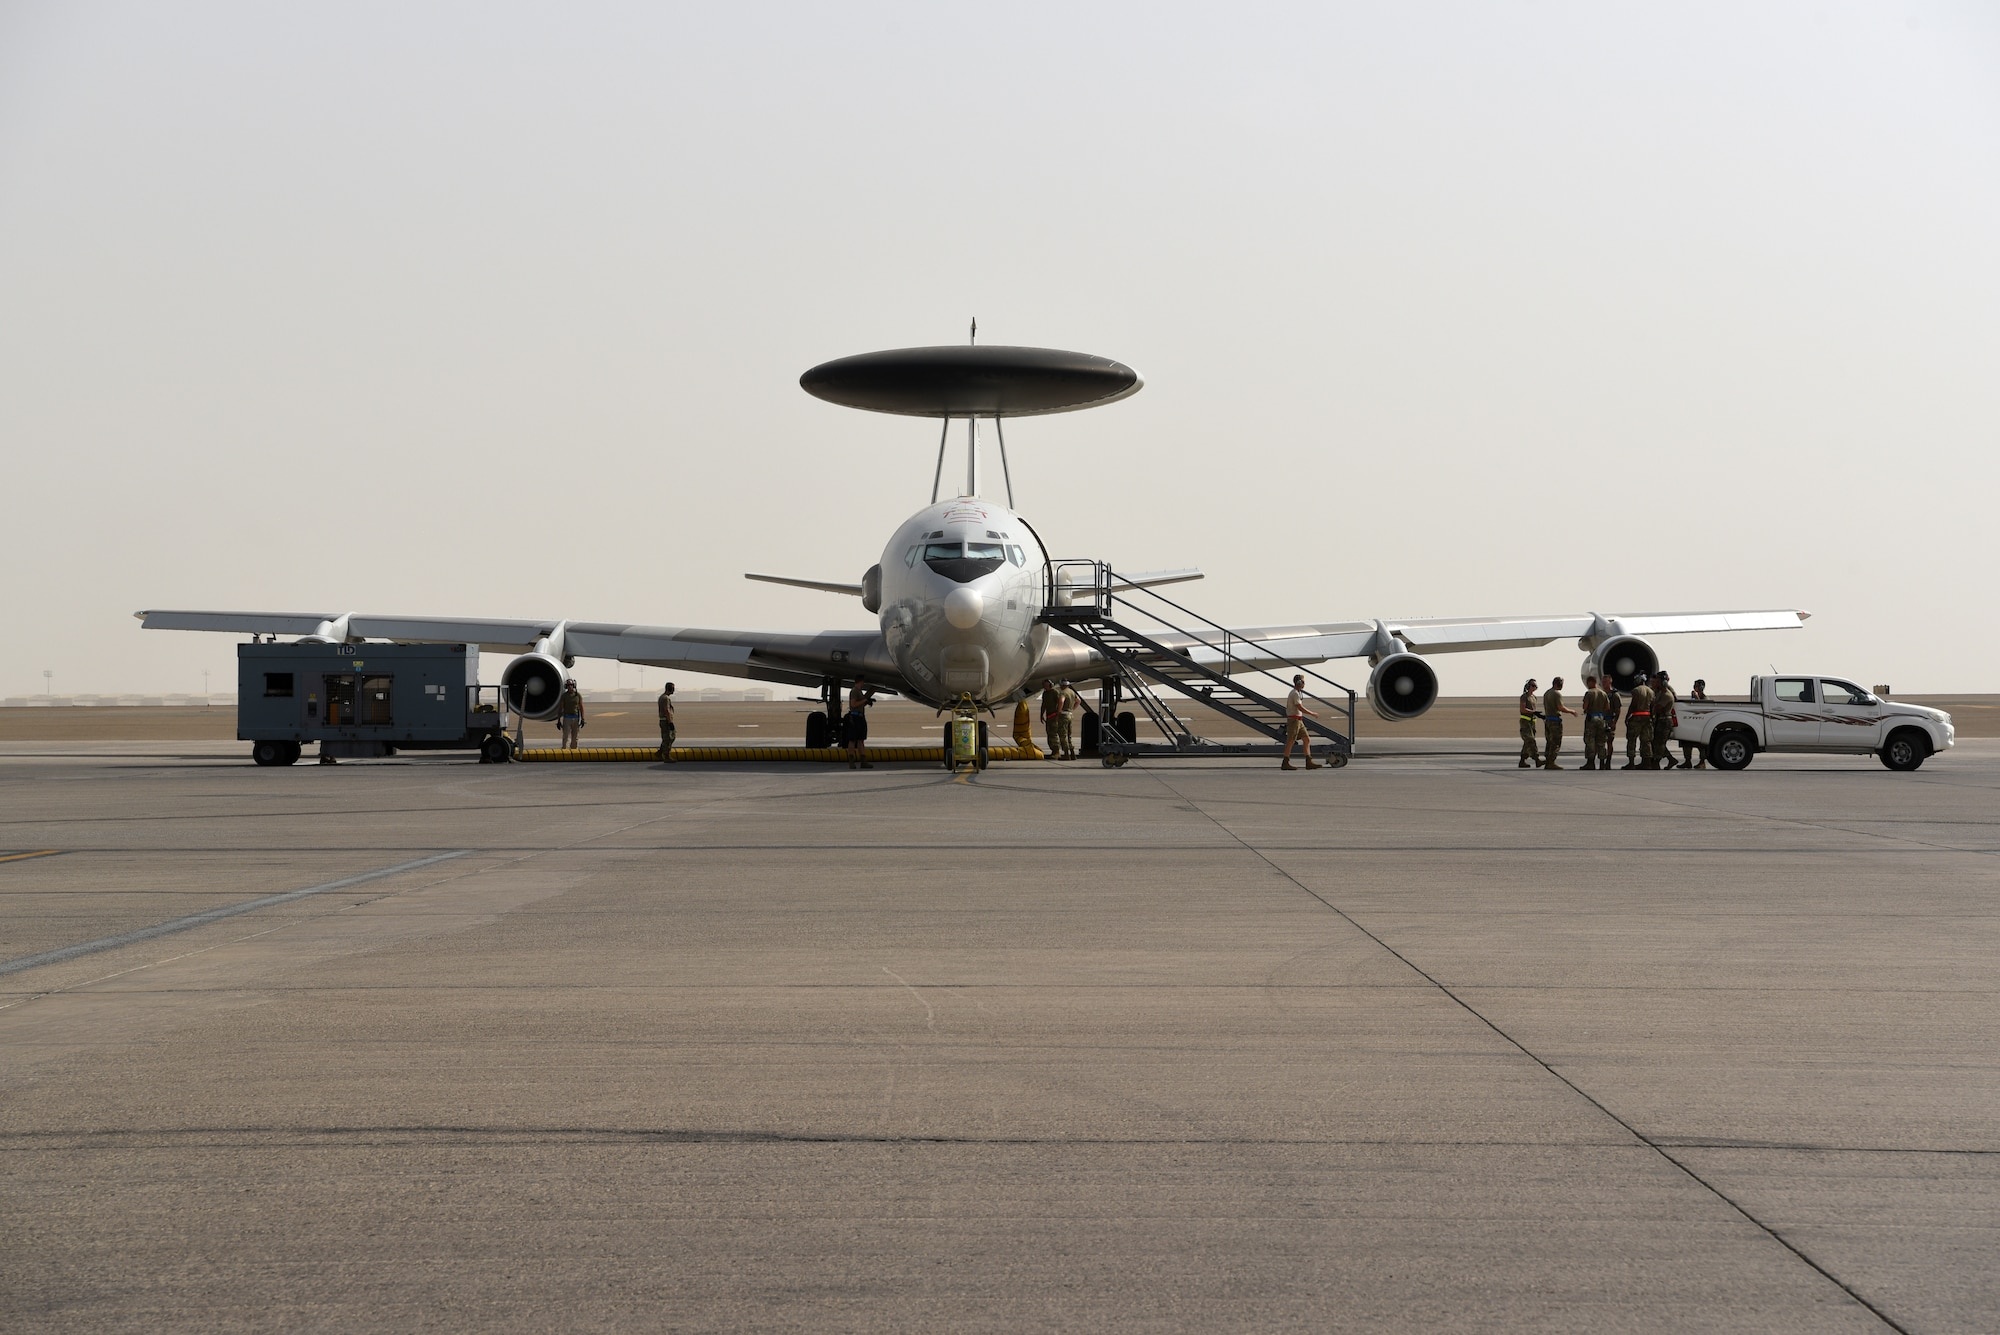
[1594,636,1658,693]
[1368,653,1439,721]
[502,653,568,720]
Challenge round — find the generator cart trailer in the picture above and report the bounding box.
[236,642,512,766]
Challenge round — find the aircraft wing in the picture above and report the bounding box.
[135,610,908,693]
[1133,609,1808,673]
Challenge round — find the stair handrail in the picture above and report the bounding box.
[1101,569,1356,724]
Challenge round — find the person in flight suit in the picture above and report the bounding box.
[1542,676,1578,769]
[1580,674,1610,771]
[1682,678,1710,769]
[1040,681,1063,760]
[656,681,676,762]
[1650,670,1679,770]
[558,678,585,750]
[1622,674,1654,769]
[1517,679,1540,769]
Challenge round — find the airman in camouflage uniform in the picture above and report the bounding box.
[1600,680,1623,770]
[1542,676,1577,769]
[1650,670,1679,770]
[1580,675,1610,771]
[1623,675,1654,769]
[1517,679,1540,769]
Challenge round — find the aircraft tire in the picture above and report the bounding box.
[1879,728,1928,772]
[975,721,989,770]
[1709,728,1755,771]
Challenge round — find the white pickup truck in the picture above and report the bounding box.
[1674,676,1954,772]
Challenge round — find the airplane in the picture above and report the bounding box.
[137,340,1805,748]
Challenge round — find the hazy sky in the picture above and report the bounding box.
[4,1,1997,701]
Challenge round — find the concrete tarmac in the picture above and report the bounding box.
[2,741,1996,1332]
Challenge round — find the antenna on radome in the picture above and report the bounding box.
[969,317,977,346]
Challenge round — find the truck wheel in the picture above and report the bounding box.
[1879,728,1928,772]
[251,741,281,767]
[1709,729,1755,771]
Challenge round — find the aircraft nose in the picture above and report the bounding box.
[943,586,984,630]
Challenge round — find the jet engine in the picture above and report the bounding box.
[1592,636,1658,693]
[1367,653,1439,722]
[502,652,568,720]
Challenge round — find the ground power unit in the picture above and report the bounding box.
[235,642,511,766]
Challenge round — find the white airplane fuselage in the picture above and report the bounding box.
[877,496,1050,706]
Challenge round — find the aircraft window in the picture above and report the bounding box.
[1774,678,1815,704]
[1007,545,1025,566]
[922,541,1007,584]
[1821,679,1870,705]
[904,545,918,568]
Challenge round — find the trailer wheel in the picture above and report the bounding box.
[1879,728,1928,772]
[251,741,282,767]
[1710,729,1755,771]
[278,742,302,766]
[480,735,513,764]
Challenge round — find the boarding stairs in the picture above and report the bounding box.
[1039,561,1356,765]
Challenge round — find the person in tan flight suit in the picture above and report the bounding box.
[1623,674,1654,769]
[1542,676,1578,769]
[1580,674,1610,771]
[1517,679,1540,769]
[1650,670,1679,770]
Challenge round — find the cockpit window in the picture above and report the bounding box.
[1006,545,1025,566]
[923,541,1007,583]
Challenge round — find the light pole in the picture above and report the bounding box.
[203,669,210,698]
[43,670,52,699]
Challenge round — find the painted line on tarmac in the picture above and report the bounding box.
[0,850,470,979]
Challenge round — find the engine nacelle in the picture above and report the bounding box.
[1593,636,1658,693]
[502,653,568,721]
[1368,653,1439,721]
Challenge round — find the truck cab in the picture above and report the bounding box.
[1675,675,1953,772]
